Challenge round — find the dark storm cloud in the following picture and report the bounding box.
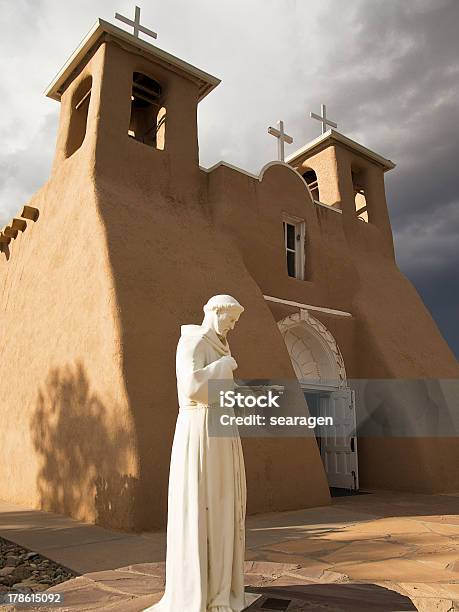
[394,199,458,274]
[291,0,459,358]
[320,0,459,360]
[0,0,457,357]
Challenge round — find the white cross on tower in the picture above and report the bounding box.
[310,104,337,135]
[268,120,294,162]
[115,6,158,40]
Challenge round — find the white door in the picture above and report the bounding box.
[318,388,359,490]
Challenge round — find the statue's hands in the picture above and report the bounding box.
[221,355,238,371]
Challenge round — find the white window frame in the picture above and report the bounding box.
[282,213,305,280]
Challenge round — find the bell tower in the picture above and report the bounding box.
[286,119,396,254]
[45,14,220,200]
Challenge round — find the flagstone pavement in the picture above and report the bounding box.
[0,489,458,611]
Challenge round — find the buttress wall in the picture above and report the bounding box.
[0,162,140,530]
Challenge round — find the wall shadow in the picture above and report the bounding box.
[30,361,140,531]
[245,583,416,610]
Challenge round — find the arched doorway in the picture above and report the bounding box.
[278,310,346,387]
[278,310,359,490]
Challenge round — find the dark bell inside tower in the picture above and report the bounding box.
[129,72,165,148]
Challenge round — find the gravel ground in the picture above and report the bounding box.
[0,535,77,597]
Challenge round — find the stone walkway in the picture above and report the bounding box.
[0,490,458,611]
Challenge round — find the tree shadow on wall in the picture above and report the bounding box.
[30,361,140,531]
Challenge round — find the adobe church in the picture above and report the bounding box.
[1,14,458,532]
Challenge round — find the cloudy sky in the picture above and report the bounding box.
[1,0,458,359]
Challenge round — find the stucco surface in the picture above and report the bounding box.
[0,154,138,530]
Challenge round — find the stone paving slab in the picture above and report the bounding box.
[1,490,458,611]
[0,562,416,612]
[0,499,165,574]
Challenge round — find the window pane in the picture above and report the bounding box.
[287,250,296,277]
[286,223,295,250]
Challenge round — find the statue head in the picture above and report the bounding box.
[202,295,244,338]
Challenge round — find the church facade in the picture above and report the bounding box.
[1,18,458,532]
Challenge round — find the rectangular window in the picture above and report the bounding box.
[283,215,305,280]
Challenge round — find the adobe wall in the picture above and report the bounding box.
[351,264,459,492]
[0,139,139,531]
[207,162,459,492]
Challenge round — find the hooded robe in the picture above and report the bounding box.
[143,324,247,612]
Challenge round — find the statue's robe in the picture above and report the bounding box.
[144,324,247,612]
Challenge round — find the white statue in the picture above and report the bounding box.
[143,295,247,612]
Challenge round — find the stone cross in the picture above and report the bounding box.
[268,120,294,162]
[310,104,337,134]
[115,6,158,40]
